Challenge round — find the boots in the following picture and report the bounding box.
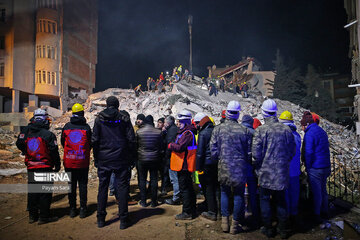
[230,219,243,235]
[221,216,230,232]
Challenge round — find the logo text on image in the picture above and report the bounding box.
[34,172,71,182]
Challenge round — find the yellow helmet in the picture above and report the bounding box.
[209,116,215,125]
[139,84,141,87]
[72,103,84,113]
[161,72,163,74]
[279,111,293,121]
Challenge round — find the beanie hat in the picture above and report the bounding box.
[106,96,119,109]
[311,112,320,125]
[144,115,154,126]
[241,115,254,128]
[137,114,145,121]
[300,111,315,126]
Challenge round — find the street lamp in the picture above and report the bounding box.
[188,15,193,73]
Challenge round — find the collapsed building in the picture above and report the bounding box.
[0,0,98,129]
[207,57,275,96]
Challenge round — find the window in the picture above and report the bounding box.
[47,71,50,84]
[51,72,55,85]
[0,9,5,22]
[42,71,46,83]
[47,46,51,58]
[52,47,56,59]
[0,62,4,77]
[0,36,4,49]
[38,71,41,83]
[37,0,57,9]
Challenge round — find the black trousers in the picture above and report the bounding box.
[138,161,159,203]
[178,170,196,215]
[198,164,219,214]
[27,168,53,219]
[97,166,130,221]
[65,168,89,208]
[160,161,170,192]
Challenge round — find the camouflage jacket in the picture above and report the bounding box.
[210,118,252,187]
[252,116,296,191]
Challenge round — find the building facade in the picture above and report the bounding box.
[0,0,97,113]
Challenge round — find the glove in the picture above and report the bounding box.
[168,143,172,149]
[54,165,60,172]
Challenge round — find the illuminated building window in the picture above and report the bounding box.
[51,72,56,85]
[38,71,41,83]
[47,46,51,58]
[0,62,4,77]
[0,36,4,49]
[37,20,57,34]
[42,70,46,84]
[42,45,46,57]
[47,71,51,84]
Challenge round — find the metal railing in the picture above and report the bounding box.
[327,149,360,206]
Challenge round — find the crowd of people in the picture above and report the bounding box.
[16,96,331,239]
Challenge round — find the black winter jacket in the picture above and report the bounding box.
[16,121,60,169]
[163,123,179,166]
[136,124,163,162]
[92,107,136,169]
[196,121,215,171]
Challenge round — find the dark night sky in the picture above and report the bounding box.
[95,0,350,92]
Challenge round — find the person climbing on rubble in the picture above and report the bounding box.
[300,111,331,228]
[278,111,302,229]
[220,77,225,92]
[209,81,218,96]
[211,101,252,234]
[174,72,180,82]
[241,82,249,98]
[177,65,183,77]
[147,77,152,91]
[201,77,208,89]
[159,72,164,82]
[183,69,190,82]
[134,84,143,97]
[252,99,296,239]
[168,110,197,220]
[16,108,60,225]
[61,103,92,219]
[92,96,136,230]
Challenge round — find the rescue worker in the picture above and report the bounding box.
[211,101,252,234]
[252,99,296,238]
[177,65,183,77]
[241,82,249,98]
[209,81,218,97]
[61,103,92,218]
[163,116,181,205]
[134,114,145,132]
[168,110,197,219]
[92,96,136,229]
[159,72,164,81]
[279,111,302,228]
[194,113,218,221]
[241,115,259,225]
[134,84,143,97]
[311,112,320,125]
[136,115,163,207]
[16,108,60,224]
[147,77,151,91]
[301,111,330,226]
[220,77,225,92]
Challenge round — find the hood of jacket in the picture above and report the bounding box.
[99,107,130,123]
[29,121,48,132]
[283,121,297,132]
[70,115,87,125]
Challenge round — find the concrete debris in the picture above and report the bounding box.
[0,168,27,176]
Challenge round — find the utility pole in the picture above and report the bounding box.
[188,15,193,73]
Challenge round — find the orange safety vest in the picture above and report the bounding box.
[170,130,197,172]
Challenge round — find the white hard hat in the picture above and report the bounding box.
[227,100,241,112]
[261,99,278,113]
[194,112,206,122]
[34,108,47,116]
[176,110,192,120]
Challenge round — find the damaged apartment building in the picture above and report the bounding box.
[0,0,98,115]
[207,57,275,96]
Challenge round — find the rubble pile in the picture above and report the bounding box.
[0,81,358,194]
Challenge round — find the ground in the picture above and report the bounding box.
[1,174,358,240]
